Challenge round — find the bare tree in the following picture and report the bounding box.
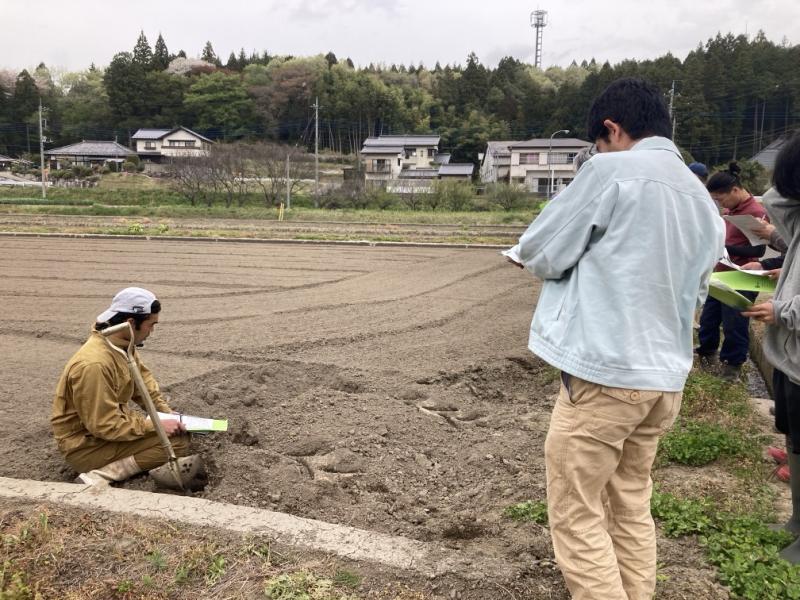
[167,155,213,206]
[249,142,313,207]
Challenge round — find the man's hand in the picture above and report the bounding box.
[767,268,781,280]
[506,257,524,269]
[752,220,776,241]
[160,418,186,436]
[741,261,763,271]
[742,301,775,324]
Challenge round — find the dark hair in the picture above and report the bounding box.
[706,162,743,194]
[586,78,672,142]
[95,300,161,331]
[773,132,800,201]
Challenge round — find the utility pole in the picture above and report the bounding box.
[285,152,291,210]
[668,80,677,140]
[38,98,46,199]
[313,96,320,208]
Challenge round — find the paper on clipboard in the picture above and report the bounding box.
[718,255,770,277]
[723,214,768,246]
[710,270,776,293]
[156,411,228,432]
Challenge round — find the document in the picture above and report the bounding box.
[707,279,754,311]
[723,214,768,246]
[718,248,770,276]
[157,412,228,432]
[710,270,776,293]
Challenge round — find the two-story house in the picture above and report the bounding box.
[362,135,441,185]
[131,126,213,164]
[480,137,592,195]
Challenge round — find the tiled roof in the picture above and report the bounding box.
[363,135,440,147]
[361,146,403,155]
[438,163,474,176]
[131,129,172,140]
[45,141,135,157]
[509,138,591,149]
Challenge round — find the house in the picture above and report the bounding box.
[0,154,18,170]
[752,135,788,171]
[480,137,592,194]
[361,135,441,186]
[131,126,213,163]
[44,141,136,170]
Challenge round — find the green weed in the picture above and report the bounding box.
[658,420,759,466]
[503,500,549,525]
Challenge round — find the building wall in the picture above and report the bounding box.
[159,132,210,157]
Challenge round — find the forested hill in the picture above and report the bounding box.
[1,31,798,166]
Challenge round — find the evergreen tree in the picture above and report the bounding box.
[152,34,170,70]
[201,41,218,65]
[226,52,238,70]
[133,31,153,68]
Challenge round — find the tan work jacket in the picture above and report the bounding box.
[51,331,171,454]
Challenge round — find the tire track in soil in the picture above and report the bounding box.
[273,262,505,316]
[173,280,530,363]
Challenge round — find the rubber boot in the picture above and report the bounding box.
[76,456,142,486]
[779,452,800,535]
[149,454,207,491]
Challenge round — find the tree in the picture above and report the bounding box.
[183,72,256,137]
[324,52,338,68]
[152,34,170,71]
[133,31,153,68]
[201,41,219,66]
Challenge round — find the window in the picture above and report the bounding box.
[144,141,156,150]
[405,148,417,159]
[168,140,197,148]
[548,152,570,165]
[519,152,540,165]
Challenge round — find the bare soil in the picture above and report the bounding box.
[0,236,738,598]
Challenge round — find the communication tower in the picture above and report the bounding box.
[530,10,548,69]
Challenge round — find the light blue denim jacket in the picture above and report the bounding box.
[512,137,725,391]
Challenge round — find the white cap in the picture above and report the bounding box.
[96,287,157,323]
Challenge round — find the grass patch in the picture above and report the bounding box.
[651,489,800,599]
[503,500,549,525]
[658,419,762,466]
[264,571,357,599]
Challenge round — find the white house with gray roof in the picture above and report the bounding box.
[131,126,213,162]
[480,137,592,194]
[361,135,441,184]
[361,135,473,188]
[44,141,136,170]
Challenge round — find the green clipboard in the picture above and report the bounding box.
[710,270,777,293]
[707,279,754,311]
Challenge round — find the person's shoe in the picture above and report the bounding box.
[149,454,207,491]
[775,463,791,483]
[720,362,742,382]
[76,456,142,486]
[696,352,718,372]
[769,447,789,464]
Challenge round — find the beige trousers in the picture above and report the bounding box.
[65,432,191,472]
[544,375,681,600]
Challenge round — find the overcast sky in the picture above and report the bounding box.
[2,0,799,74]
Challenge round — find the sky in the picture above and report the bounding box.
[2,0,799,75]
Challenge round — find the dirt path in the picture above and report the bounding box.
[0,236,728,598]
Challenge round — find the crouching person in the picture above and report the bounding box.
[51,287,202,488]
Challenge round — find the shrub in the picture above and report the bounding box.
[488,183,526,211]
[503,500,549,525]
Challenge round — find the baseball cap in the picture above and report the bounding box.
[688,162,708,178]
[96,287,157,323]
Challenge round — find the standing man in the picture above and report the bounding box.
[507,78,725,599]
[52,287,194,485]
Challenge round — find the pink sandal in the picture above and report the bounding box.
[768,447,789,464]
[775,463,791,483]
